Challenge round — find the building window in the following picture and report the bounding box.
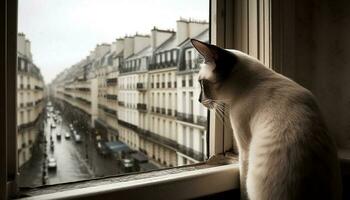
[14,0,209,190]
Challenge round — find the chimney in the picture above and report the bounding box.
[124,36,134,59]
[25,39,33,60]
[115,38,124,55]
[17,33,27,56]
[188,20,209,38]
[133,34,150,54]
[176,19,189,45]
[151,27,174,50]
[94,43,111,58]
[176,18,209,45]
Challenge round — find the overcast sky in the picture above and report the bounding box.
[18,0,209,83]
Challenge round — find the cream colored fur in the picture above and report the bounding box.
[198,49,342,200]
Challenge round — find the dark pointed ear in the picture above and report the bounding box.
[190,39,220,62]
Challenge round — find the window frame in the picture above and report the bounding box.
[1,0,275,199]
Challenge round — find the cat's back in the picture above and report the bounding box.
[247,72,342,200]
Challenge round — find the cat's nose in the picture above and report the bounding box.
[198,91,202,103]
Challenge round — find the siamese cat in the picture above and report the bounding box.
[191,39,342,200]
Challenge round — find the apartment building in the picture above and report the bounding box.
[17,33,45,167]
[51,18,209,167]
[176,26,209,165]
[94,43,120,142]
[118,34,151,152]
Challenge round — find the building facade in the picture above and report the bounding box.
[17,33,45,167]
[51,18,209,167]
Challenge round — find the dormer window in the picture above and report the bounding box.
[156,54,160,63]
[172,50,177,61]
[169,51,172,61]
[161,53,165,63]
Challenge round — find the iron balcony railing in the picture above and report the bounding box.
[117,119,205,161]
[104,107,118,118]
[136,82,147,91]
[176,112,194,123]
[106,78,118,85]
[137,103,147,112]
[34,85,44,91]
[118,101,125,106]
[167,109,173,116]
[161,108,166,115]
[105,94,118,101]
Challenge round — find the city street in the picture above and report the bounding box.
[19,106,118,187]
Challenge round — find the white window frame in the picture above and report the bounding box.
[1,0,275,199]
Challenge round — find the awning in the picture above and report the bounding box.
[105,141,130,153]
[131,152,148,163]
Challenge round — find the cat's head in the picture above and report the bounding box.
[191,39,238,109]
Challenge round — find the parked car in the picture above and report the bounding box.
[74,134,82,143]
[119,158,137,173]
[50,143,54,151]
[97,141,109,156]
[51,123,56,128]
[56,132,61,140]
[65,132,70,139]
[47,157,57,171]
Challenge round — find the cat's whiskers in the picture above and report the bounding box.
[211,101,230,127]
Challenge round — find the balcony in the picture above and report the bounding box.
[35,99,43,106]
[76,97,91,105]
[106,78,118,85]
[196,116,207,127]
[117,119,205,161]
[137,103,147,112]
[167,109,172,116]
[105,94,118,101]
[176,112,194,123]
[77,87,90,92]
[34,85,44,91]
[104,107,118,118]
[18,111,43,130]
[136,82,147,91]
[161,108,166,115]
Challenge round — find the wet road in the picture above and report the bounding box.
[45,118,92,184]
[19,109,118,187]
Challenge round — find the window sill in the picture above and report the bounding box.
[16,161,239,200]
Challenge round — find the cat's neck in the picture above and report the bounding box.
[228,57,274,104]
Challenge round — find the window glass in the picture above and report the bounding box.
[17,0,209,187]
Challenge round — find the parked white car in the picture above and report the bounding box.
[48,157,57,171]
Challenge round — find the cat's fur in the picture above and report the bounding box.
[191,39,342,200]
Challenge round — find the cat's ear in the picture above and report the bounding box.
[190,39,220,62]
